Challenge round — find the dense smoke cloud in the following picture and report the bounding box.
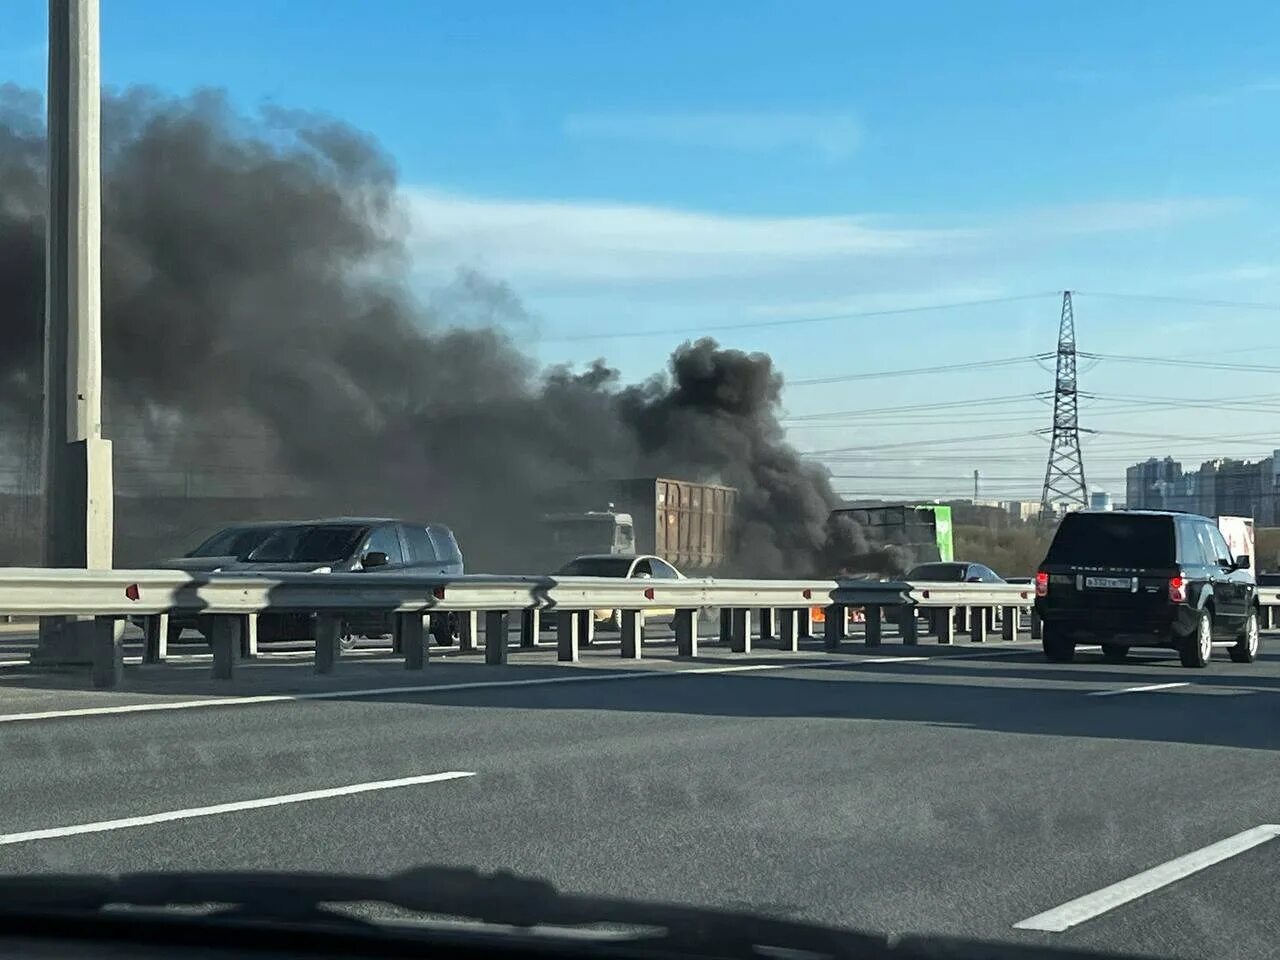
[0,85,901,575]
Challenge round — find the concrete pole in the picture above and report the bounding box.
[37,0,115,664]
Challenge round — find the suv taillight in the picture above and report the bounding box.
[1169,576,1187,603]
[1035,571,1049,598]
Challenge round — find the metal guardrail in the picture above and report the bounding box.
[1,568,1275,689]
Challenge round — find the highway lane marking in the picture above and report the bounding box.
[0,658,871,725]
[1087,682,1191,697]
[0,771,476,847]
[1014,824,1280,932]
[858,656,930,664]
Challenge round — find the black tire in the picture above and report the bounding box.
[1229,608,1260,663]
[1179,608,1213,668]
[1100,642,1130,662]
[1042,624,1076,663]
[431,614,459,646]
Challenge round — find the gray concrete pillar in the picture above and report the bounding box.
[210,615,240,680]
[520,609,540,647]
[485,610,509,665]
[864,606,882,647]
[458,610,478,652]
[824,605,846,650]
[557,611,580,662]
[90,615,120,688]
[901,609,919,646]
[1002,606,1020,642]
[970,608,989,643]
[777,609,799,652]
[315,614,340,674]
[398,612,427,670]
[142,612,169,664]
[674,609,698,658]
[937,607,955,645]
[620,610,643,660]
[1031,610,1044,640]
[730,608,753,653]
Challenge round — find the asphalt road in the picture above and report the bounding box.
[1,625,1279,959]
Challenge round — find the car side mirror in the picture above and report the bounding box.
[965,575,983,583]
[362,551,389,569]
[1235,554,1251,570]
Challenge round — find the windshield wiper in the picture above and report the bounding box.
[0,866,1151,960]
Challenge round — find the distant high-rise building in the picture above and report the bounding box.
[1125,452,1278,521]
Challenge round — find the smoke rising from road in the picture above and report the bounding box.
[0,85,902,574]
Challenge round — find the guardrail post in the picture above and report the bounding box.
[315,614,340,674]
[210,615,239,680]
[142,613,169,664]
[900,608,919,646]
[864,606,882,647]
[956,606,970,633]
[1262,605,1275,631]
[730,608,753,653]
[1030,610,1044,640]
[557,611,580,662]
[674,609,698,658]
[719,608,733,645]
[578,610,595,646]
[933,607,953,644]
[797,607,812,639]
[620,609,643,660]
[90,616,122,688]
[240,614,259,658]
[777,609,799,652]
[758,608,775,642]
[1001,606,1019,641]
[824,604,845,650]
[398,612,427,670]
[970,608,989,643]
[485,610,509,665]
[458,611,478,652]
[520,609,540,647]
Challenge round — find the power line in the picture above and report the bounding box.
[1074,291,1280,312]
[780,392,1044,422]
[787,354,1049,387]
[1080,352,1280,374]
[538,293,1058,343]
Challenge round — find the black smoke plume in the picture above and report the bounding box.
[0,85,903,575]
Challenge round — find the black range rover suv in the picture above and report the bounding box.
[1034,510,1259,668]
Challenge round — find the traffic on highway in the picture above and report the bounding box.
[3,3,1280,960]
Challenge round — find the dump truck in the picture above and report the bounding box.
[538,477,737,573]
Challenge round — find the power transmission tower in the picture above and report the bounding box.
[1039,291,1088,520]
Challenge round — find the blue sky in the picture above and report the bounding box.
[6,0,1280,500]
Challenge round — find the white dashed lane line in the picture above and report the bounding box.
[1087,681,1192,698]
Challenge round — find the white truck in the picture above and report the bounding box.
[1216,515,1256,567]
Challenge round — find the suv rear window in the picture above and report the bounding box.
[1045,514,1175,568]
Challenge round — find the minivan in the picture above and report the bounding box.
[1034,510,1258,668]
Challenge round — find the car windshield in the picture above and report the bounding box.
[1046,514,1176,568]
[187,526,284,560]
[246,525,367,563]
[555,557,636,577]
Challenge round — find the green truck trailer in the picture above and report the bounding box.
[828,503,955,566]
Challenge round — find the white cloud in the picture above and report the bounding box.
[996,197,1242,237]
[563,111,861,162]
[407,189,968,286]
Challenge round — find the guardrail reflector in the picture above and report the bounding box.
[802,589,812,600]
[644,587,655,600]
[433,586,446,600]
[125,583,140,602]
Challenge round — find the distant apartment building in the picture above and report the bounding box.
[1125,452,1280,524]
[1088,490,1113,511]
[1000,499,1042,522]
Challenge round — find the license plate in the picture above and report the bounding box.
[1085,576,1131,590]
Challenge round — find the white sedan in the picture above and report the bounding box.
[554,554,684,629]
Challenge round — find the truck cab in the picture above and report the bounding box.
[541,508,636,559]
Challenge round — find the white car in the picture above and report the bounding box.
[554,554,683,629]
